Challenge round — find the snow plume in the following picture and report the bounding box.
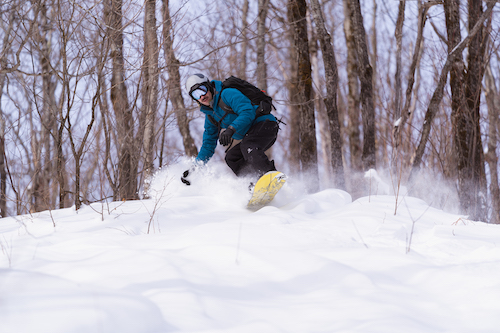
[148,158,315,210]
[147,158,248,209]
[364,168,393,195]
[406,169,461,215]
[359,168,460,215]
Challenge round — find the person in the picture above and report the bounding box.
[182,73,279,184]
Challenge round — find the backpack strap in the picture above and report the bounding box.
[217,97,235,114]
[206,92,235,137]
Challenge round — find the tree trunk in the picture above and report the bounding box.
[163,0,198,157]
[256,0,270,91]
[309,0,345,190]
[105,0,136,200]
[309,29,332,185]
[0,10,13,216]
[0,96,6,217]
[141,0,160,194]
[445,0,488,221]
[369,0,378,114]
[409,1,495,189]
[287,4,301,175]
[98,69,119,200]
[342,0,362,172]
[462,0,488,221]
[347,0,376,170]
[239,0,249,80]
[394,0,405,128]
[33,2,57,212]
[287,0,318,191]
[484,64,500,223]
[393,1,428,152]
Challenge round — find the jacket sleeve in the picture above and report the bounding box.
[196,115,219,163]
[220,88,257,136]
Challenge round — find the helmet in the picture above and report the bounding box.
[186,74,213,97]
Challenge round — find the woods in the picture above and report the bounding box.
[0,0,499,223]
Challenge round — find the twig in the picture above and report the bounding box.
[1,236,13,267]
[352,221,368,248]
[405,200,433,253]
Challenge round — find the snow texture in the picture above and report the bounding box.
[1,160,500,333]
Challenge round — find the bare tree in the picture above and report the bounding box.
[257,0,270,91]
[394,0,405,133]
[98,66,119,200]
[287,0,318,191]
[309,0,345,190]
[444,0,489,221]
[62,11,104,209]
[163,0,197,157]
[286,6,301,175]
[308,18,332,185]
[346,0,376,170]
[342,0,362,174]
[484,64,500,223]
[0,8,16,216]
[105,0,137,200]
[393,1,428,154]
[28,0,60,212]
[409,2,495,195]
[141,0,160,194]
[239,0,249,80]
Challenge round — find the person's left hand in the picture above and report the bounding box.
[219,126,235,146]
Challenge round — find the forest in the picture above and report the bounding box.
[0,0,499,223]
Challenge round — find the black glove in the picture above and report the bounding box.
[219,126,235,146]
[181,163,203,186]
[181,169,191,185]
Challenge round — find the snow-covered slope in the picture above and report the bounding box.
[1,162,500,333]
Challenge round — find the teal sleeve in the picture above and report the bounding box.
[220,88,257,137]
[196,115,219,163]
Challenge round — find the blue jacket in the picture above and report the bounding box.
[196,80,276,163]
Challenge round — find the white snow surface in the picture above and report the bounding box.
[1,160,500,333]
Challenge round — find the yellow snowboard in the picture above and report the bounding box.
[247,171,287,210]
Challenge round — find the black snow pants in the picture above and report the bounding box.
[225,120,278,178]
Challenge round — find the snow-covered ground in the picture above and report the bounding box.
[1,161,500,333]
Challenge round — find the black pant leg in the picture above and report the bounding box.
[225,142,245,176]
[225,120,279,177]
[239,120,278,177]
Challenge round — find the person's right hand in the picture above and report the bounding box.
[181,169,191,185]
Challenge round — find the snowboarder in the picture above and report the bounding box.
[182,73,279,185]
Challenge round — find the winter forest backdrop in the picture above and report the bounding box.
[0,0,499,222]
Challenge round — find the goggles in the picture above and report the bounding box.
[190,84,208,100]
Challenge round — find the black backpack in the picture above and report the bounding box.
[219,76,274,116]
[207,76,275,129]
